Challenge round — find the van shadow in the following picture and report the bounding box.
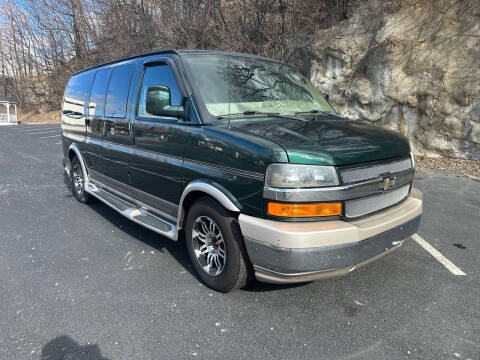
[87,199,197,279]
[86,198,306,292]
[41,335,108,360]
[63,173,198,278]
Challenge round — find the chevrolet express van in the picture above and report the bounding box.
[62,50,422,292]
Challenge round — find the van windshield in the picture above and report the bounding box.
[183,54,335,119]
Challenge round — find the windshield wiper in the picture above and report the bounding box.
[217,110,308,122]
[294,109,333,115]
[216,110,278,119]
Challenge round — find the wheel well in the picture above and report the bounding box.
[67,147,89,181]
[179,191,238,229]
[68,149,76,161]
[181,191,207,224]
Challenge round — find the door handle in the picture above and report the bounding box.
[130,123,135,145]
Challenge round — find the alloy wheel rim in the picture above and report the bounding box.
[72,163,83,194]
[192,216,226,276]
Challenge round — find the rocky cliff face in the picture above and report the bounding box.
[310,0,480,160]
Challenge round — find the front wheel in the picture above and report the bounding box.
[185,197,253,292]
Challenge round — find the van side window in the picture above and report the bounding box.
[88,69,111,117]
[104,63,135,118]
[64,71,94,116]
[137,63,182,119]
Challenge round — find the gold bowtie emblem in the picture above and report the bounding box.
[378,177,396,191]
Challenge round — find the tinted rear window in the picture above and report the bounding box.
[88,69,111,117]
[104,63,136,118]
[64,71,94,115]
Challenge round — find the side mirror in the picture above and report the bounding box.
[146,86,183,118]
[323,93,330,101]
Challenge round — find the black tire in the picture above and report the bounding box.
[185,197,253,292]
[70,155,92,203]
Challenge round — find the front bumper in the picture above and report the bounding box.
[239,188,423,284]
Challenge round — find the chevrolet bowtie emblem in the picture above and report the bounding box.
[378,177,396,191]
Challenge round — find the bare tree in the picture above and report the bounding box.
[0,0,339,112]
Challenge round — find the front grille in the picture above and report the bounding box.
[340,157,414,217]
[344,185,410,218]
[341,157,412,184]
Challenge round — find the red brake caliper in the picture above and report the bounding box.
[212,236,219,250]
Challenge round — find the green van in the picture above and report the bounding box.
[62,50,422,292]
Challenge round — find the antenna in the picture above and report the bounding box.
[228,57,231,129]
[228,87,231,129]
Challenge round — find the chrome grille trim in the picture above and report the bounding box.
[263,170,414,202]
[345,185,410,218]
[341,157,412,184]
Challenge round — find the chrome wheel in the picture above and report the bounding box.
[192,216,226,276]
[72,163,83,195]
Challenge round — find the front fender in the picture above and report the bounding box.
[177,179,242,228]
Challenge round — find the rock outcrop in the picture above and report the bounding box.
[310,0,480,160]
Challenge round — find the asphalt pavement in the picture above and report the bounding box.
[0,123,479,360]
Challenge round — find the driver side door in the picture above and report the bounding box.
[129,58,186,221]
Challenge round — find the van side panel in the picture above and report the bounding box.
[62,70,95,165]
[83,68,111,174]
[62,71,94,140]
[182,126,288,218]
[97,62,137,185]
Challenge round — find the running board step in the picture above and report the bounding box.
[85,182,177,240]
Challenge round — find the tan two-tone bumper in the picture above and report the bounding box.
[238,188,423,284]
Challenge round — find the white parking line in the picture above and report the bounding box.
[21,124,59,127]
[39,134,61,139]
[24,122,60,125]
[411,234,466,275]
[20,127,59,132]
[28,130,59,135]
[1,126,59,131]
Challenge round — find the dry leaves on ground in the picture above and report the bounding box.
[415,155,480,180]
[18,111,61,124]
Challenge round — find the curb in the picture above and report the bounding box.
[466,174,480,182]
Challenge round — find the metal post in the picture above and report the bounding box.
[14,104,17,123]
[6,102,9,123]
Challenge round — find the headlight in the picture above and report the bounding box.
[265,164,339,188]
[410,152,415,169]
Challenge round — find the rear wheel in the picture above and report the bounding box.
[70,155,91,203]
[185,197,253,292]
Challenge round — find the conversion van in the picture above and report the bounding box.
[62,50,422,292]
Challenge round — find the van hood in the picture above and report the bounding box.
[230,115,411,166]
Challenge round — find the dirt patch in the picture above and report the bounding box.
[415,155,480,181]
[18,110,61,124]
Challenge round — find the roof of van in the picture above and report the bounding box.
[72,49,280,76]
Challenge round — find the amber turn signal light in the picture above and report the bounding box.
[267,202,342,217]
